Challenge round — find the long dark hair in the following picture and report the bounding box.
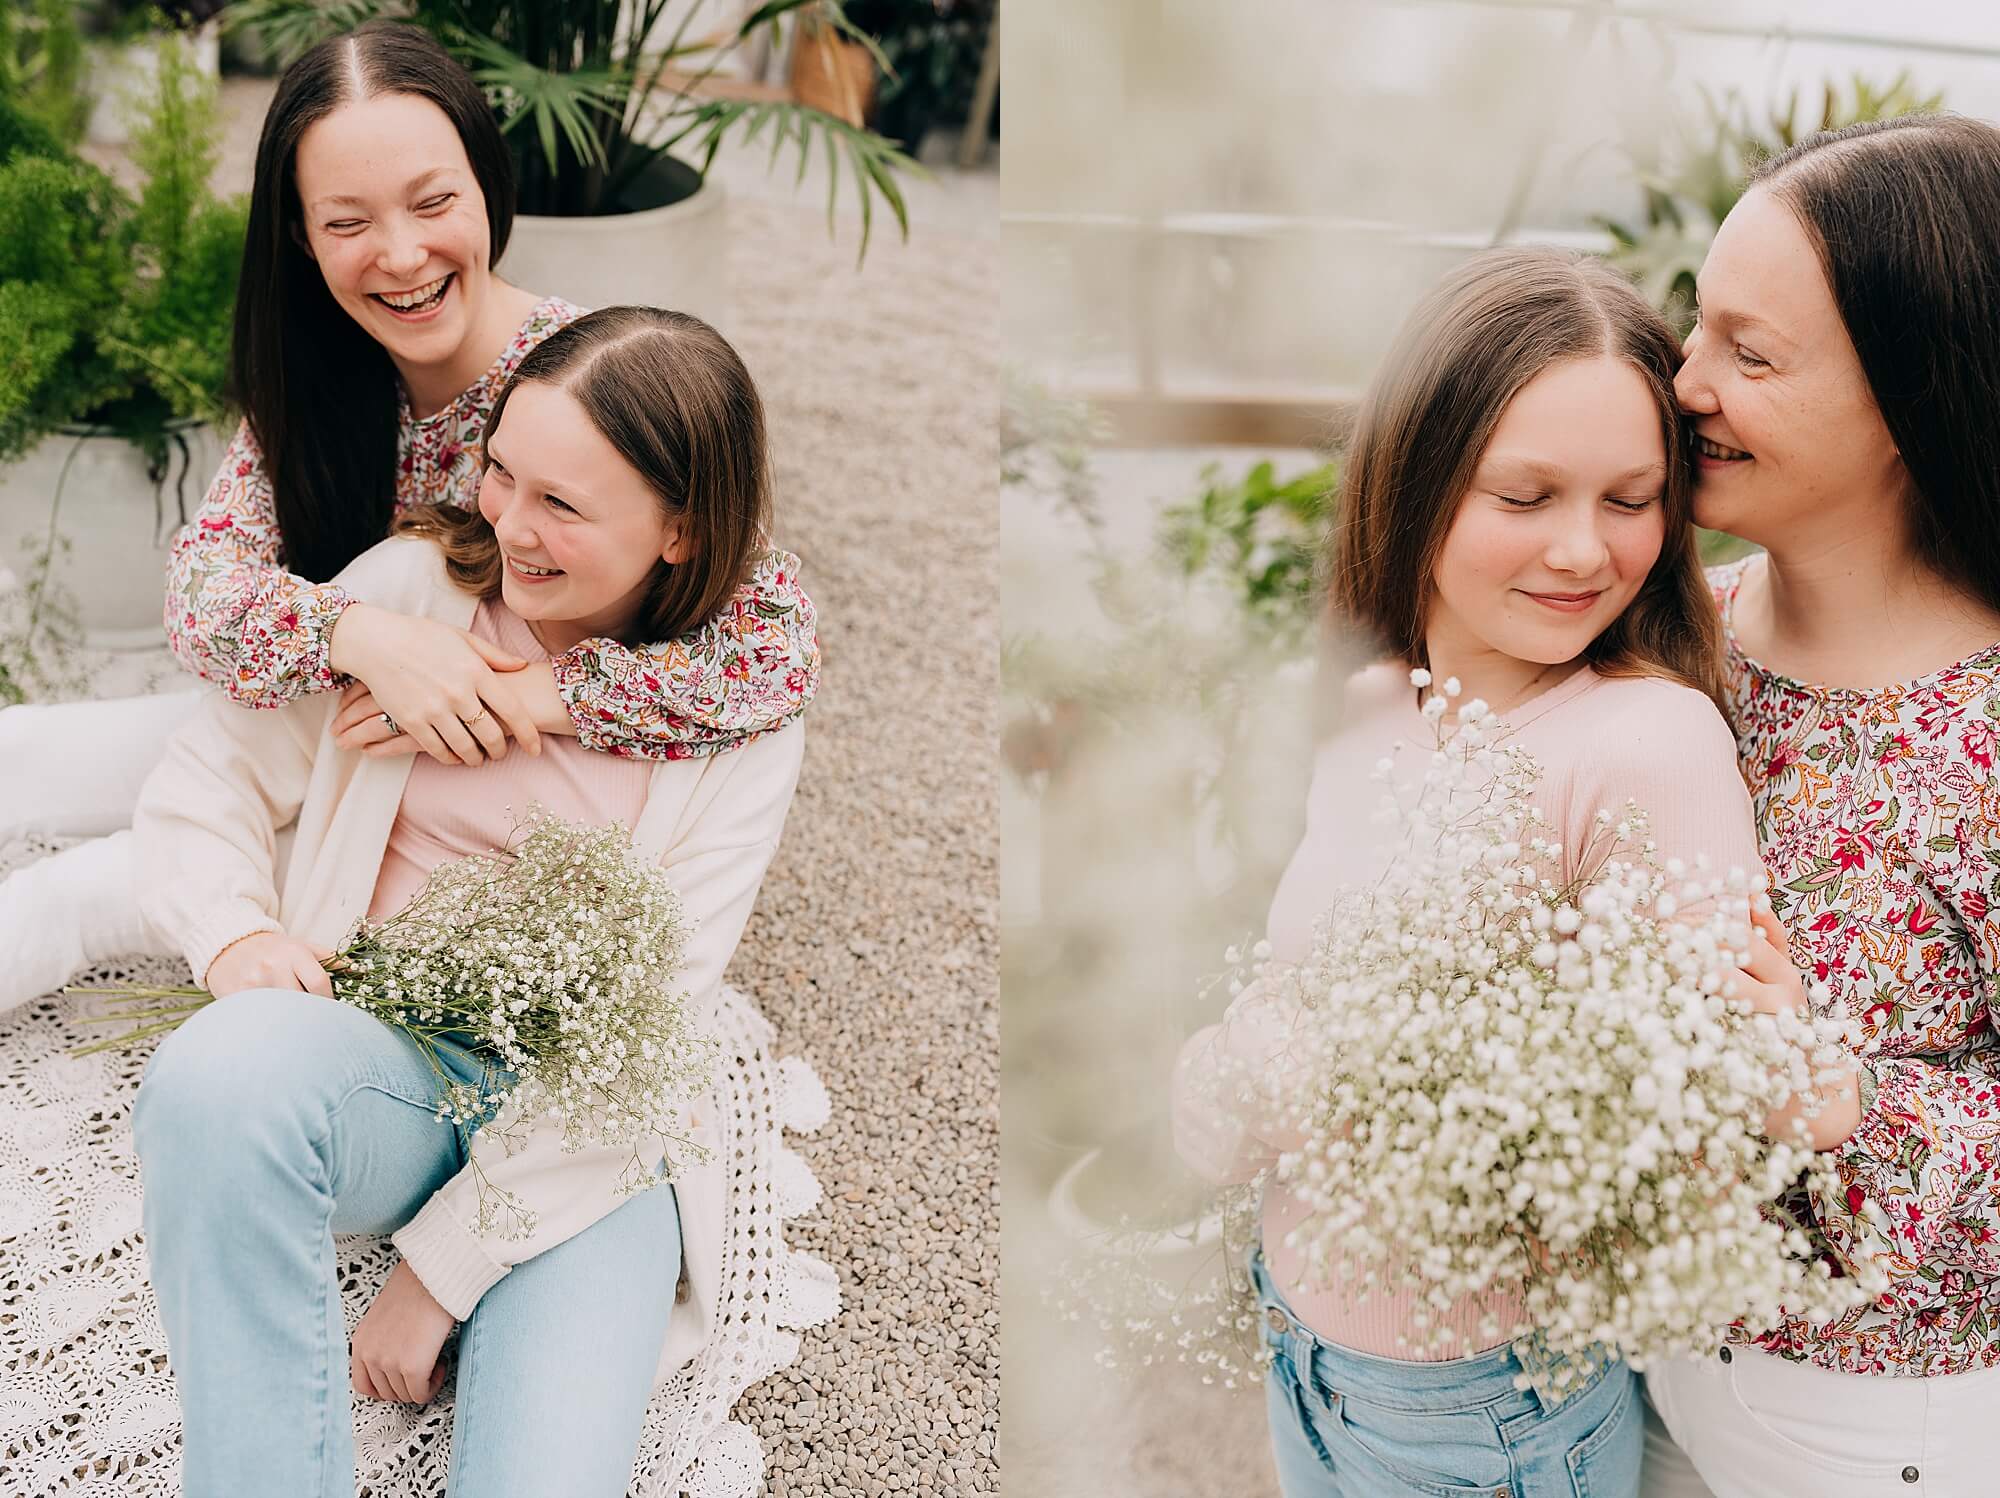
[1326,247,1723,709]
[231,21,515,583]
[1751,114,2000,613]
[392,307,772,647]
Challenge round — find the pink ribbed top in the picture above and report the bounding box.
[1171,662,1764,1358]
[367,597,655,922]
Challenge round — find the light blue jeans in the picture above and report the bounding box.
[1253,1251,1642,1498]
[132,987,683,1498]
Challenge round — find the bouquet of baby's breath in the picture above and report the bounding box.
[71,806,712,1240]
[1186,672,1888,1394]
[1081,671,1892,1397]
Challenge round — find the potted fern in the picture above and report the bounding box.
[0,32,245,650]
[230,0,916,325]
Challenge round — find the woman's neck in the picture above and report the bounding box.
[1740,532,2000,689]
[397,281,541,421]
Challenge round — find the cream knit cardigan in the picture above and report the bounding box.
[131,534,804,1385]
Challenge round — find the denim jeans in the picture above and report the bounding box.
[132,987,683,1498]
[1253,1251,1642,1498]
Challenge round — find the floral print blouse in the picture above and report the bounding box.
[163,297,819,760]
[1712,559,2000,1376]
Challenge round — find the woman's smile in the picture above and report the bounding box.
[371,271,456,319]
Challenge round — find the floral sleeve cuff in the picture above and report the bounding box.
[551,550,820,760]
[225,579,361,707]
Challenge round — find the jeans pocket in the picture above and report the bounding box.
[1319,1394,1514,1497]
[1564,1368,1640,1498]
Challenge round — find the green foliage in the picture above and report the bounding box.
[1600,72,1944,333]
[1158,460,1338,649]
[229,0,919,255]
[842,0,994,152]
[0,0,90,148]
[0,30,242,465]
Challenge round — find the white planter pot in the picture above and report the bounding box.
[85,22,222,148]
[499,173,732,332]
[0,422,225,652]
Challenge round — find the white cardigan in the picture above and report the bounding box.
[131,535,804,1380]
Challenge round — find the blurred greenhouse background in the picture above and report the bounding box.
[1000,3,2000,1493]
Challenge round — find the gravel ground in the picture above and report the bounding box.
[718,197,999,1493]
[68,71,1001,1498]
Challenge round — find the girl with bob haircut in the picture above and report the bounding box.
[0,20,817,1007]
[129,306,823,1497]
[1173,247,1859,1498]
[1644,113,2000,1498]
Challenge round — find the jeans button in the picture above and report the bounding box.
[1266,1307,1288,1335]
[1903,1467,1920,1484]
[1718,1347,1733,1364]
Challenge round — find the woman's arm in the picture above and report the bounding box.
[551,549,820,759]
[1803,836,2000,1279]
[388,724,806,1319]
[171,425,818,757]
[164,419,363,708]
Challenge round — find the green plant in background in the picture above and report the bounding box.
[1600,72,1943,333]
[0,0,89,148]
[0,32,245,466]
[1158,459,1338,650]
[841,0,993,152]
[230,0,916,255]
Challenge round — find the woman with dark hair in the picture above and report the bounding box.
[1642,114,2000,1498]
[0,20,817,1002]
[129,305,829,1496]
[1171,247,1856,1498]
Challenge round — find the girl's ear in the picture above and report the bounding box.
[660,518,693,567]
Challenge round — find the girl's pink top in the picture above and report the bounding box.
[1171,662,1765,1359]
[368,596,654,922]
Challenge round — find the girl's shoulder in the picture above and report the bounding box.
[1565,671,1733,750]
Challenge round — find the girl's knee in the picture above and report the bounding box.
[134,989,363,1153]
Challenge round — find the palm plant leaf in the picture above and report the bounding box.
[221,0,396,68]
[664,97,916,261]
[454,31,627,174]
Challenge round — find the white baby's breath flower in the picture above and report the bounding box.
[1145,710,1883,1398]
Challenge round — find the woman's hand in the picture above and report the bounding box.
[1735,903,1862,1151]
[331,664,565,762]
[327,602,538,766]
[205,931,334,998]
[351,1259,456,1405]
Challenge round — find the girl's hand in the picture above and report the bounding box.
[331,671,554,761]
[351,1260,455,1405]
[206,931,334,998]
[327,603,536,766]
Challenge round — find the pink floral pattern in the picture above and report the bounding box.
[1712,559,2000,1376]
[164,297,818,760]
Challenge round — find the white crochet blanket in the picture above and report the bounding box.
[0,835,838,1498]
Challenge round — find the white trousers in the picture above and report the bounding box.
[0,691,211,1009]
[1643,1345,2000,1498]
